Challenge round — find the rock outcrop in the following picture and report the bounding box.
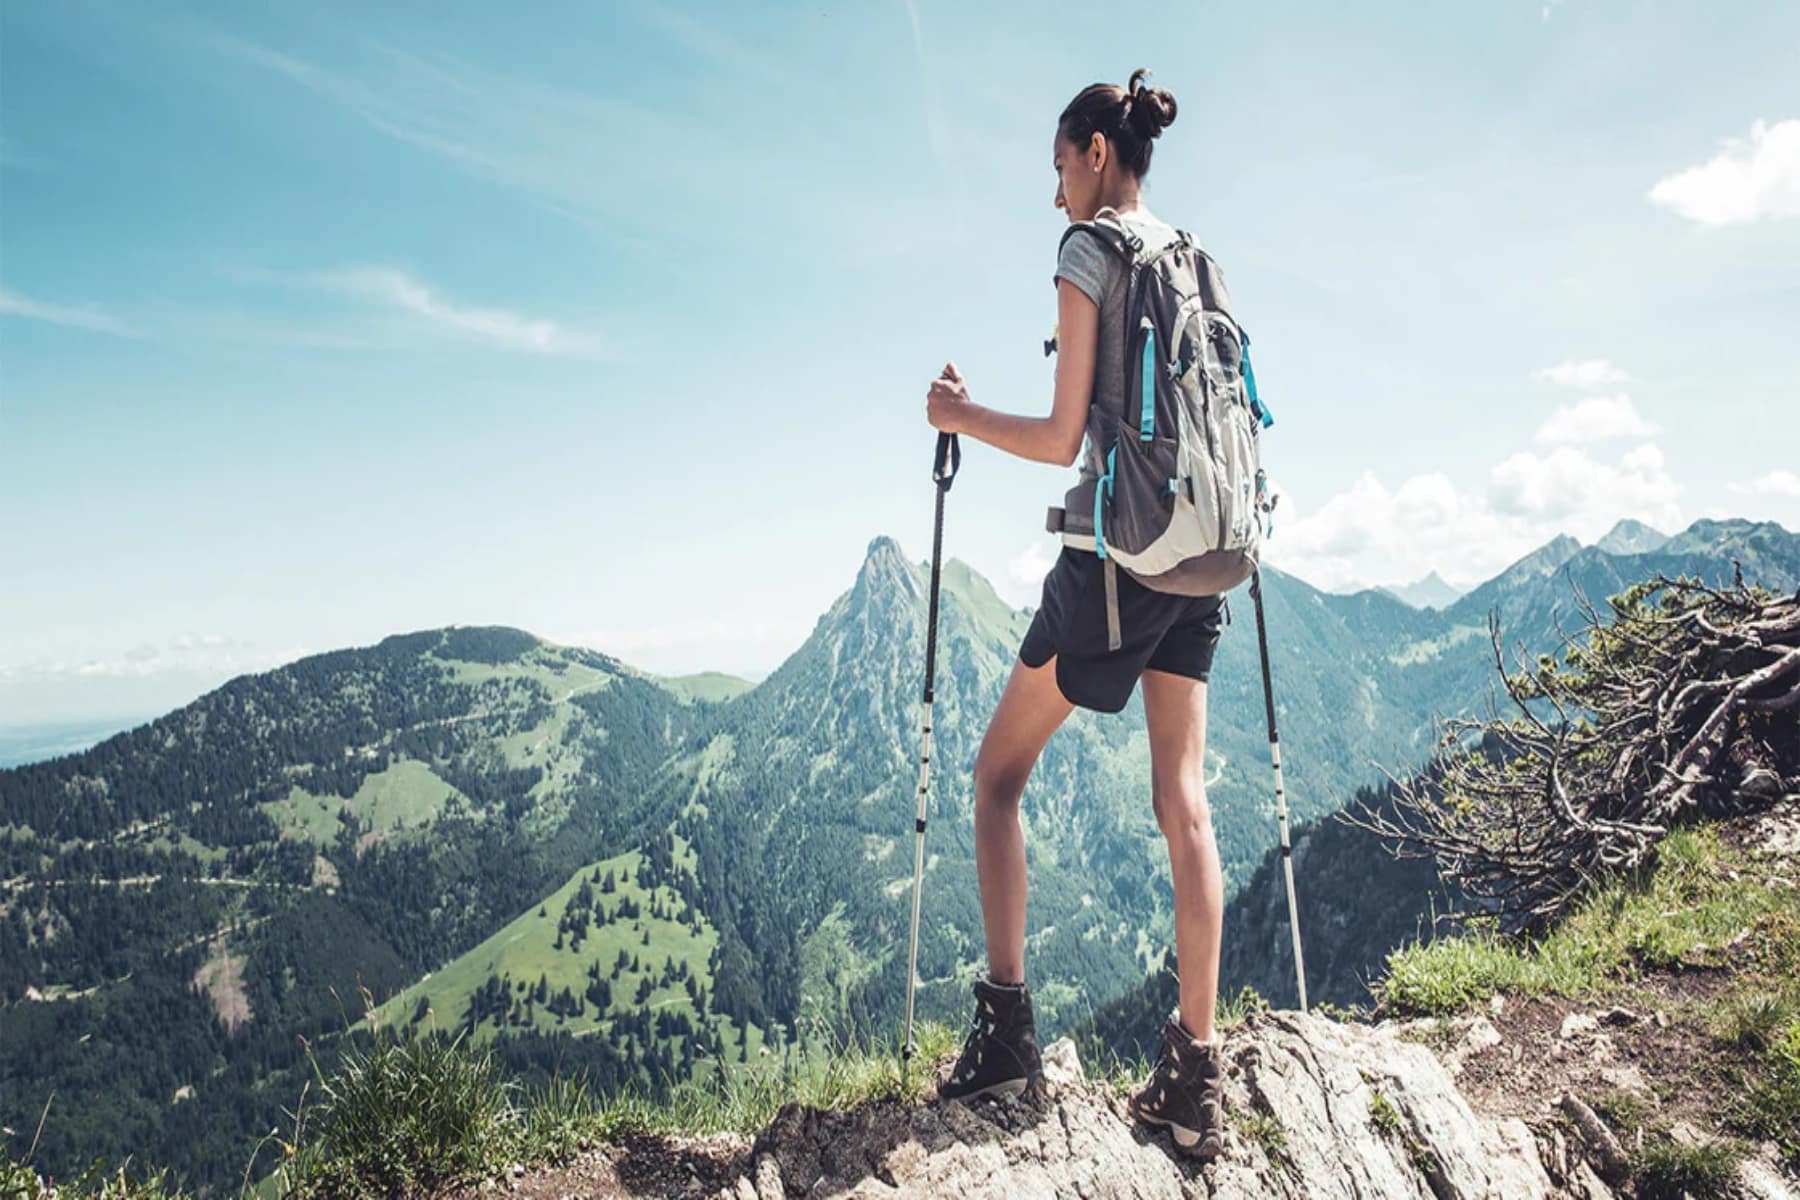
[719,1011,1596,1199]
[490,1006,1797,1199]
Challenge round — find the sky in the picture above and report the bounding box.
[2,0,1798,725]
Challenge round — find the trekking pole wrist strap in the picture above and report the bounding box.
[933,432,961,489]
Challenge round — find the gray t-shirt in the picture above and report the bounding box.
[1052,206,1181,492]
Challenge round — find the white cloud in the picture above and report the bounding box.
[1729,469,1800,499]
[1534,394,1660,444]
[310,267,589,354]
[1649,118,1800,226]
[0,286,136,337]
[1001,541,1056,607]
[1724,470,1800,528]
[6,636,309,682]
[1265,442,1683,592]
[553,617,809,678]
[1264,470,1517,593]
[1489,442,1680,526]
[1532,359,1628,388]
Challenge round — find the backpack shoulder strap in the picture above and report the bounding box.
[1058,209,1142,263]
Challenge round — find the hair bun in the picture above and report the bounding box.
[1125,68,1177,138]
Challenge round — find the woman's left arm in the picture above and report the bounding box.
[926,278,1098,467]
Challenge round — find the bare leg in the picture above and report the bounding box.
[1141,669,1223,1042]
[973,654,1075,986]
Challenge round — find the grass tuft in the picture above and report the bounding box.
[1707,990,1796,1052]
[1366,1089,1402,1137]
[1229,1108,1293,1175]
[1377,828,1797,1016]
[1728,1019,1800,1168]
[276,1023,520,1198]
[1,1158,187,1199]
[1631,1134,1744,1200]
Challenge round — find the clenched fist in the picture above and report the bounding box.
[926,362,972,434]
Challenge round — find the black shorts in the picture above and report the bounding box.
[1019,547,1224,714]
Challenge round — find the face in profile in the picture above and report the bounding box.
[1052,130,1105,223]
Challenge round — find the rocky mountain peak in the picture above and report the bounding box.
[1516,533,1583,577]
[1595,518,1670,556]
[852,535,923,610]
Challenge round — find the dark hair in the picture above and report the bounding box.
[1058,67,1177,179]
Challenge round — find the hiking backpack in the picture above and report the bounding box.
[1045,212,1276,650]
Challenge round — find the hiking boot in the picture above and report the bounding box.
[1127,1010,1225,1159]
[938,972,1043,1102]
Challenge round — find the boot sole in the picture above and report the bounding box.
[1132,1108,1222,1159]
[942,1076,1028,1102]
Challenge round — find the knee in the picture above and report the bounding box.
[973,745,1029,816]
[1152,777,1211,839]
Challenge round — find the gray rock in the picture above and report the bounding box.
[1041,1034,1085,1089]
[1737,1153,1798,1199]
[1559,1012,1600,1040]
[728,1011,1606,1198]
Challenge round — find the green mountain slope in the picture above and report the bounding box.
[0,629,700,1193]
[657,672,757,704]
[5,518,1794,1195]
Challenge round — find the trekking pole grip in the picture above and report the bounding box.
[933,432,961,489]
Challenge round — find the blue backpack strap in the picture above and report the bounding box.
[1139,318,1156,441]
[1242,330,1273,428]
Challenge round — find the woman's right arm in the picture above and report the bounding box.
[930,278,1098,467]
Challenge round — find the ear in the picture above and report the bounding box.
[1087,130,1106,175]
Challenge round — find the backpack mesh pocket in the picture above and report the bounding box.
[1102,426,1180,558]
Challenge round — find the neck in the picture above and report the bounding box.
[1098,177,1142,217]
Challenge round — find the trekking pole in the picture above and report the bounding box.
[902,430,960,1066]
[1249,568,1309,1012]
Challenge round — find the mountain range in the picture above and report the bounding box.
[1378,570,1464,611]
[3,516,1795,1195]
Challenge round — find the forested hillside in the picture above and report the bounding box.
[4,518,1793,1195]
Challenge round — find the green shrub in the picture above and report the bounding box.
[0,1159,45,1198]
[1,1158,189,1199]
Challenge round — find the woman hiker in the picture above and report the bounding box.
[922,69,1229,1160]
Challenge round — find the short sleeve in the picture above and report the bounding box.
[1054,228,1111,307]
